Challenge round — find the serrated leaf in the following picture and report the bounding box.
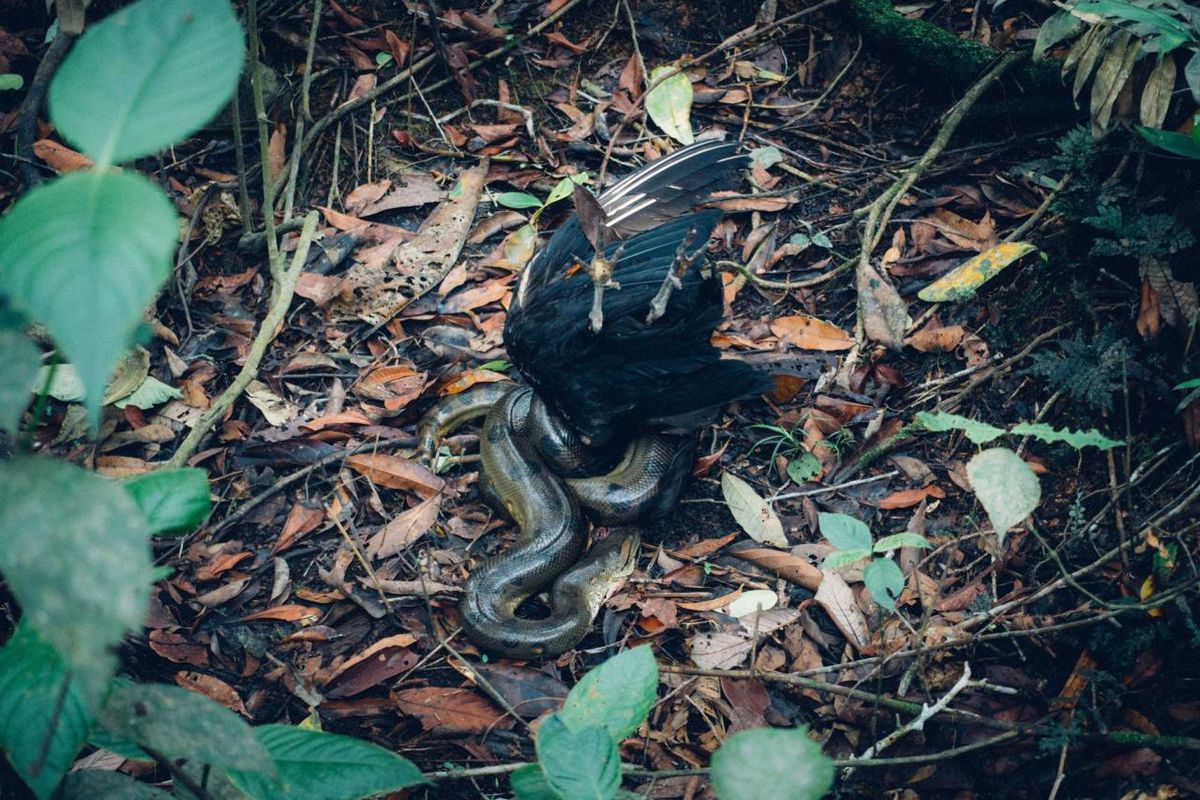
[1008,422,1121,450]
[967,448,1041,541]
[917,242,1038,302]
[48,0,244,165]
[100,683,273,774]
[62,770,175,799]
[821,548,871,569]
[226,725,426,800]
[0,171,178,425]
[645,65,694,145]
[113,375,183,409]
[0,623,92,799]
[536,715,620,800]
[560,646,657,741]
[1034,10,1085,60]
[817,512,871,552]
[0,457,152,707]
[709,727,833,800]
[874,533,931,552]
[0,327,40,433]
[722,471,787,547]
[496,191,543,210]
[915,411,1006,444]
[122,469,211,536]
[863,558,905,610]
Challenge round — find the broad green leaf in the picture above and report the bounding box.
[1186,51,1200,103]
[511,764,559,800]
[48,0,244,165]
[0,623,92,799]
[123,469,212,536]
[0,457,152,706]
[710,727,833,800]
[645,65,694,145]
[821,548,871,569]
[496,191,544,210]
[1034,9,1085,60]
[112,376,183,409]
[0,327,40,433]
[226,725,426,800]
[63,771,175,799]
[99,683,273,774]
[722,471,787,547]
[1008,422,1121,450]
[915,411,1006,444]
[817,512,871,552]
[1069,1,1192,53]
[966,448,1041,541]
[545,173,590,206]
[561,646,657,741]
[874,533,932,552]
[1137,126,1200,159]
[0,170,179,424]
[536,715,620,800]
[786,452,821,483]
[863,558,905,610]
[917,242,1038,302]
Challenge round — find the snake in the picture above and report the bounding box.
[418,383,691,659]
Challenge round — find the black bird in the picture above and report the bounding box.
[504,139,776,448]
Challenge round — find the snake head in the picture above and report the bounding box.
[577,528,641,618]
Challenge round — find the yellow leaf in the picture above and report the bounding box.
[918,242,1039,303]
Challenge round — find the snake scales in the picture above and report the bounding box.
[418,383,690,659]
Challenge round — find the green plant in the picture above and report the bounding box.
[509,647,834,800]
[818,512,931,610]
[750,422,822,483]
[1023,327,1145,413]
[1175,376,1200,410]
[0,1,425,797]
[913,411,1121,542]
[495,171,591,224]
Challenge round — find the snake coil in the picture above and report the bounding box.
[418,383,690,659]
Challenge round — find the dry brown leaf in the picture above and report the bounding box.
[857,261,910,349]
[441,370,509,395]
[770,314,853,351]
[176,671,249,716]
[33,138,93,172]
[323,634,420,699]
[711,194,798,213]
[688,608,801,670]
[441,276,513,313]
[878,484,945,510]
[268,123,286,183]
[928,208,997,252]
[677,587,744,612]
[905,323,966,353]
[734,546,822,590]
[239,604,322,623]
[392,687,511,735]
[346,453,444,497]
[814,570,869,650]
[367,495,441,559]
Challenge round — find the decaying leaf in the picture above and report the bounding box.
[918,242,1038,303]
[721,471,787,547]
[813,570,869,650]
[770,314,853,351]
[645,65,694,145]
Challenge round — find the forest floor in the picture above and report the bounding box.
[2,0,1199,797]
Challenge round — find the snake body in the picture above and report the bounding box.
[419,384,689,659]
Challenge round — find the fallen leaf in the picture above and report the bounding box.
[645,65,694,145]
[392,687,511,735]
[33,138,93,172]
[239,604,322,623]
[324,634,420,699]
[722,471,787,547]
[905,322,966,352]
[918,242,1038,303]
[878,484,945,509]
[347,453,444,497]
[689,608,801,670]
[814,570,869,650]
[770,315,853,351]
[246,380,298,426]
[176,671,249,716]
[367,495,441,558]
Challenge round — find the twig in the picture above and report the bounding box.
[770,470,897,502]
[16,28,76,187]
[164,211,319,468]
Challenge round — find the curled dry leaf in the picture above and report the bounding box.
[734,546,823,590]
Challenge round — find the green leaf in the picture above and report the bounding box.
[496,191,544,210]
[123,469,211,536]
[511,764,559,800]
[545,173,590,207]
[99,683,273,774]
[226,725,426,800]
[113,376,183,409]
[1186,51,1200,103]
[48,0,244,166]
[478,359,512,371]
[1137,126,1200,158]
[35,363,87,403]
[1176,378,1200,390]
[0,327,40,433]
[0,170,179,425]
[1034,9,1085,60]
[62,770,175,799]
[915,411,1006,444]
[786,452,821,483]
[821,548,871,569]
[966,447,1041,542]
[0,457,152,707]
[0,623,92,799]
[0,73,24,91]
[1008,422,1121,450]
[645,65,694,145]
[818,512,872,552]
[709,727,833,800]
[1069,1,1192,53]
[561,646,657,741]
[722,471,787,547]
[873,533,931,552]
[863,558,905,610]
[536,715,620,800]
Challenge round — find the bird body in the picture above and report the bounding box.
[505,140,771,446]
